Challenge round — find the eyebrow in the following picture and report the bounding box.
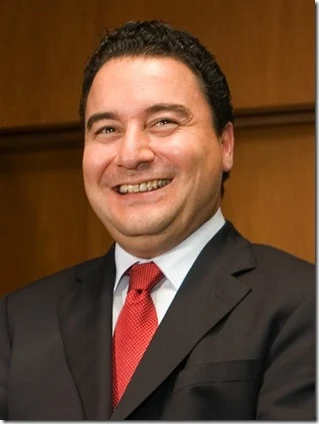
[86,112,117,131]
[145,103,192,119]
[86,103,192,131]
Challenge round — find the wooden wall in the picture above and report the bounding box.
[0,0,314,128]
[0,0,315,296]
[223,119,315,262]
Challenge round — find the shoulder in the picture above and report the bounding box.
[247,243,314,306]
[2,256,105,309]
[218,222,314,295]
[251,243,314,281]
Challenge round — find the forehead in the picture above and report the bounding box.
[95,54,201,82]
[86,56,207,110]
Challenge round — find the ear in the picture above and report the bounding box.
[220,122,234,172]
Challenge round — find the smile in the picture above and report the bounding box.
[117,179,172,194]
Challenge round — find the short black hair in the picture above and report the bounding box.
[79,20,234,194]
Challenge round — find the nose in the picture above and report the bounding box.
[115,125,155,169]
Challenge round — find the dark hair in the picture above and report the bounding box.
[79,20,234,194]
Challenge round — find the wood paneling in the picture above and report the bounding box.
[0,144,106,296]
[0,0,314,128]
[222,122,315,263]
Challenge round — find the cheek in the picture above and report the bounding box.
[162,138,220,176]
[82,145,112,183]
[157,136,201,170]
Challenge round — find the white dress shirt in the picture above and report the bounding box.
[112,208,225,333]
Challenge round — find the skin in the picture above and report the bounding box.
[83,56,234,258]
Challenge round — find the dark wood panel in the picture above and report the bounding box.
[0,146,103,296]
[222,122,315,263]
[0,105,314,145]
[0,0,314,128]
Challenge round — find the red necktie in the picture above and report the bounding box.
[112,262,163,407]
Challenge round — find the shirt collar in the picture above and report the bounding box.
[114,208,225,292]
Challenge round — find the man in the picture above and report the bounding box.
[0,20,315,420]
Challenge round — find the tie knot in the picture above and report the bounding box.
[128,262,163,292]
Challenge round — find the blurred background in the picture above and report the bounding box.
[0,0,315,296]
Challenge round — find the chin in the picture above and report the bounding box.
[110,215,174,239]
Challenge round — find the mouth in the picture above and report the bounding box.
[115,179,172,195]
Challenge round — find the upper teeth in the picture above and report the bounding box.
[118,179,171,194]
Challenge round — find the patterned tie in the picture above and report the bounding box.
[112,262,163,407]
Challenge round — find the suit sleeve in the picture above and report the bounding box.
[256,292,315,420]
[0,296,11,420]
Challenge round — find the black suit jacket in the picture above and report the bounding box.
[0,222,315,420]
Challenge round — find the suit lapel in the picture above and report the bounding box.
[111,222,256,420]
[58,247,116,420]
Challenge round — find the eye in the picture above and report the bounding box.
[149,117,179,136]
[154,118,177,127]
[95,126,117,135]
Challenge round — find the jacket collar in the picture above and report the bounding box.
[111,221,255,420]
[58,246,116,420]
[58,222,255,420]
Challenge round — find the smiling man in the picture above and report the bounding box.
[83,56,233,258]
[0,21,315,420]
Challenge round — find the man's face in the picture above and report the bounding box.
[83,56,234,257]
